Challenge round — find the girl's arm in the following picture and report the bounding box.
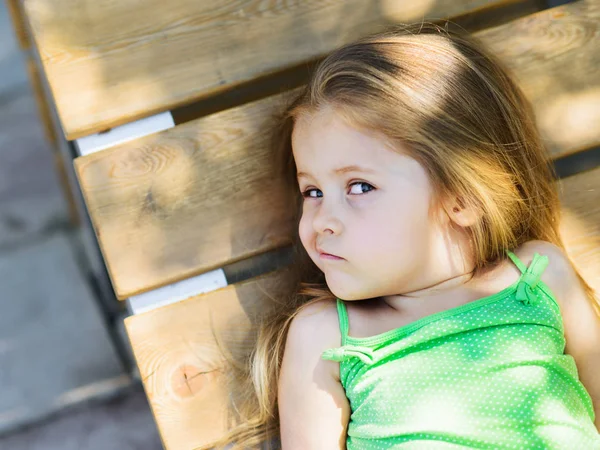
[534,241,600,431]
[278,300,350,449]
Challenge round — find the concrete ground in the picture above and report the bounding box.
[0,2,161,449]
[0,385,162,450]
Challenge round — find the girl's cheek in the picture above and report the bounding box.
[298,216,312,249]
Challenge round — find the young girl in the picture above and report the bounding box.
[211,22,600,450]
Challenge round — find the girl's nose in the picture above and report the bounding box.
[312,200,343,235]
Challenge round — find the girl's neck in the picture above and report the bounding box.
[381,258,505,312]
[398,271,476,298]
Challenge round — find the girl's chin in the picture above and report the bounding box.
[326,283,373,302]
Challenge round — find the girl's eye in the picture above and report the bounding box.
[301,182,375,198]
[302,188,322,199]
[349,181,374,195]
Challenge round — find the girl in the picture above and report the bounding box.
[211,22,600,449]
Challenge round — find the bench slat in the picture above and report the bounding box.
[75,0,600,300]
[559,168,600,295]
[23,0,522,139]
[124,267,297,450]
[478,0,600,159]
[75,91,299,299]
[124,166,600,450]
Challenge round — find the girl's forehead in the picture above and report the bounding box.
[291,108,410,172]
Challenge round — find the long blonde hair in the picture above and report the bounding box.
[205,22,597,449]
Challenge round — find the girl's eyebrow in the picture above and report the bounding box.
[297,165,377,179]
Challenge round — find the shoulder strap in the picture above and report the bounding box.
[505,249,549,278]
[506,249,528,274]
[505,249,550,305]
[336,298,349,345]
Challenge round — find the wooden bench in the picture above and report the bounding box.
[17,0,545,318]
[22,0,545,141]
[18,0,600,448]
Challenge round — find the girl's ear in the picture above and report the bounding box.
[442,195,480,228]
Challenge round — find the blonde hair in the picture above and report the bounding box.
[205,22,597,449]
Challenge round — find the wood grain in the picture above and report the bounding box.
[478,0,600,159]
[75,90,300,299]
[22,0,514,139]
[124,267,297,450]
[559,166,600,296]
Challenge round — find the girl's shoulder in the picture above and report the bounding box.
[287,299,345,378]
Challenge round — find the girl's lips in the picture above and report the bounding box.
[320,252,344,260]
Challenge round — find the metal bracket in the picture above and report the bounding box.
[126,269,228,315]
[74,111,175,155]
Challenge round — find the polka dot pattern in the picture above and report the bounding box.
[321,251,600,449]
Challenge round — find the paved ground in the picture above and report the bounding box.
[0,385,162,450]
[0,3,161,448]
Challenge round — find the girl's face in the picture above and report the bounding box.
[292,106,450,301]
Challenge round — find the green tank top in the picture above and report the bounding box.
[321,250,600,449]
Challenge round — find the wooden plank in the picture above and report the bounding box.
[449,0,545,32]
[124,168,599,450]
[75,0,600,300]
[124,267,297,450]
[21,0,516,140]
[74,91,299,299]
[559,166,600,296]
[478,0,600,159]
